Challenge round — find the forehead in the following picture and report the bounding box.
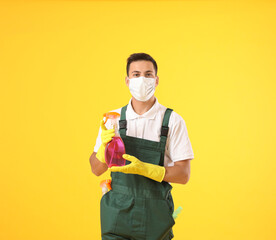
[129,60,155,72]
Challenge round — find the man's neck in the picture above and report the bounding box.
[131,96,156,115]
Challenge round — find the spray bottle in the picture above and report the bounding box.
[103,112,126,168]
[100,179,112,196]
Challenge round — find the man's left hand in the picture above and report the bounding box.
[109,154,166,182]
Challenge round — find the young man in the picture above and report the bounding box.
[89,53,194,240]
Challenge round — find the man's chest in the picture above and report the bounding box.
[125,117,164,142]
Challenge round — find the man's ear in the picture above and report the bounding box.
[125,76,129,87]
[155,76,159,87]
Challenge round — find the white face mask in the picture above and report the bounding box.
[128,76,156,102]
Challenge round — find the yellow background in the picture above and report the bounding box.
[0,0,275,239]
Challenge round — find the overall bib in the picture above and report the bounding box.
[100,105,175,240]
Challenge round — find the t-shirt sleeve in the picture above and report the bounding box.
[167,115,194,162]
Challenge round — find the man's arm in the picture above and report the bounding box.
[163,159,191,184]
[89,152,108,176]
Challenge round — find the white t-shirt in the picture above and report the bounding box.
[93,97,194,167]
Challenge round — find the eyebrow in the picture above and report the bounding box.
[131,70,153,73]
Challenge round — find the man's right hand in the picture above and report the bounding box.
[96,120,115,164]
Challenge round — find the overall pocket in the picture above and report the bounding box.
[159,199,176,240]
[100,191,116,234]
[146,198,176,240]
[164,197,176,226]
[100,191,134,235]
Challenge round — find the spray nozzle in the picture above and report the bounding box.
[103,112,121,135]
[103,112,120,124]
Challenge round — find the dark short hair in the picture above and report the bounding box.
[126,53,158,76]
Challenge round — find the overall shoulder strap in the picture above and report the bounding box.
[160,108,173,146]
[119,105,128,136]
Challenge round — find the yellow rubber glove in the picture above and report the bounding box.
[110,154,166,182]
[96,120,115,164]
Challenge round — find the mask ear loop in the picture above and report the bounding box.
[127,77,131,88]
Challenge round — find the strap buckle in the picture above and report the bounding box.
[119,120,127,129]
[161,126,169,137]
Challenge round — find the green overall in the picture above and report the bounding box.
[100,105,175,240]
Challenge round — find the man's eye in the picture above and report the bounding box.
[134,74,139,77]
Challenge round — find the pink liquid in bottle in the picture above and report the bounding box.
[105,136,126,168]
[102,111,126,168]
